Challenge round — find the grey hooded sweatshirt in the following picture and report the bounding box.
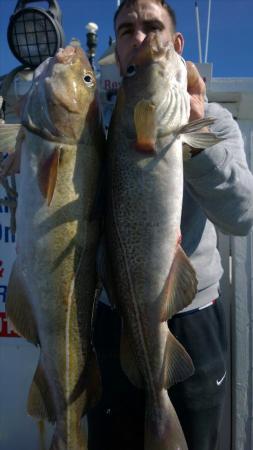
[100,101,253,312]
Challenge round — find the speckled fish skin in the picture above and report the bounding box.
[106,35,197,450]
[6,46,104,450]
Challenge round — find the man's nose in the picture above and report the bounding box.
[133,30,146,47]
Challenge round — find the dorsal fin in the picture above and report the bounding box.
[159,245,197,321]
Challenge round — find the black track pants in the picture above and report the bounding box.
[88,300,228,450]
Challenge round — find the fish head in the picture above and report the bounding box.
[122,32,189,108]
[21,46,99,143]
[116,34,190,152]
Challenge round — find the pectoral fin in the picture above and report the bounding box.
[178,117,216,134]
[134,100,156,154]
[159,117,217,139]
[38,147,60,206]
[178,117,224,158]
[182,131,224,159]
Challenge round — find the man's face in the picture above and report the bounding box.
[115,0,174,75]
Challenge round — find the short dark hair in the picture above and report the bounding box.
[114,0,177,32]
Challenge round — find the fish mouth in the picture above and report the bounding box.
[55,46,91,69]
[56,46,77,64]
[130,33,172,67]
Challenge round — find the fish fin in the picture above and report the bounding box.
[145,390,188,450]
[162,329,194,389]
[182,132,224,159]
[159,118,218,139]
[160,245,197,321]
[0,123,22,153]
[134,99,156,154]
[6,262,39,345]
[179,117,224,159]
[38,147,60,206]
[120,324,143,388]
[178,117,216,134]
[27,357,56,423]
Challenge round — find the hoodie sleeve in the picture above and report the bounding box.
[183,102,253,236]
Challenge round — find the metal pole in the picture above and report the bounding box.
[86,23,98,71]
[204,0,212,63]
[195,1,202,63]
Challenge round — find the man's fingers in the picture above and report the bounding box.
[186,61,206,97]
[185,61,206,122]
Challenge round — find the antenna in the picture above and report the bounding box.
[204,0,212,63]
[195,1,202,63]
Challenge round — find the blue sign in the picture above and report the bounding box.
[0,224,15,243]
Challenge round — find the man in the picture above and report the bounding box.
[88,1,253,450]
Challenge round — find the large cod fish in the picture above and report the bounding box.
[5,46,104,450]
[105,34,221,450]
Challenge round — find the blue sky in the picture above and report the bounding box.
[0,0,252,78]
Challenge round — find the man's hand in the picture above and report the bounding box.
[186,61,206,123]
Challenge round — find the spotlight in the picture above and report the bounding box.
[7,0,65,68]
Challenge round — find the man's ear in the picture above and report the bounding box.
[173,32,184,55]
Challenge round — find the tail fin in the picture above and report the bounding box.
[145,390,188,450]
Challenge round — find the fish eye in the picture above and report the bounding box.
[83,73,95,87]
[126,65,137,77]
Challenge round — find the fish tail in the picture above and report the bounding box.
[145,390,188,450]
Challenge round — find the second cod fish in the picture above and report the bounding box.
[105,34,221,450]
[5,46,104,450]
